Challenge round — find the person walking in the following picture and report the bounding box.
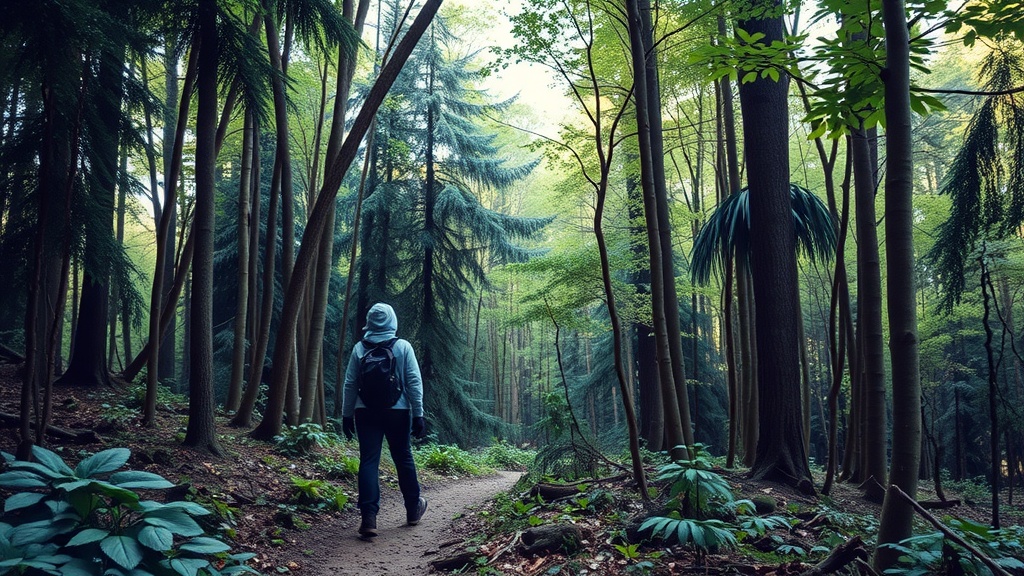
[341,302,428,538]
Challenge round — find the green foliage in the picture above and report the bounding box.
[414,444,481,476]
[691,185,836,286]
[273,423,338,457]
[287,477,347,512]
[0,446,257,576]
[314,455,359,479]
[882,520,1024,576]
[124,382,188,412]
[639,514,738,557]
[481,440,535,471]
[653,444,732,517]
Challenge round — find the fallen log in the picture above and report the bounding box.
[530,483,582,501]
[428,550,477,572]
[520,524,583,556]
[0,412,100,443]
[918,499,961,510]
[890,485,1012,576]
[799,535,868,576]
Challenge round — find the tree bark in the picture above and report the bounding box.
[251,0,444,440]
[182,0,223,456]
[226,110,254,413]
[873,0,922,565]
[737,5,812,490]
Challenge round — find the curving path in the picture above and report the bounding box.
[289,471,521,575]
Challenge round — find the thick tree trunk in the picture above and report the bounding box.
[182,0,223,456]
[873,0,922,566]
[737,6,812,490]
[60,46,124,389]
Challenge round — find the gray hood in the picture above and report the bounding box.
[362,302,398,342]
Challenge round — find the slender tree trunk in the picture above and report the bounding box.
[160,41,179,383]
[852,125,888,493]
[873,0,922,564]
[144,45,197,425]
[227,110,254,413]
[979,255,1000,528]
[639,0,693,449]
[251,0,443,440]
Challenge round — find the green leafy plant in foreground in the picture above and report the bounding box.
[288,477,348,512]
[273,423,337,457]
[0,446,257,576]
[640,444,788,561]
[882,519,1024,576]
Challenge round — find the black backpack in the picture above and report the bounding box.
[357,338,403,409]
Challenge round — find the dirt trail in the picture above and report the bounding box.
[288,471,521,575]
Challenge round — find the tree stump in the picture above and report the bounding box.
[520,524,583,556]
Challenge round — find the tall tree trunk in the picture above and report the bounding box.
[144,45,197,425]
[639,0,693,448]
[873,0,922,565]
[852,125,888,493]
[251,0,443,440]
[60,46,125,389]
[737,5,812,490]
[979,255,1000,528]
[227,110,254,413]
[260,0,300,428]
[160,40,179,383]
[627,0,684,468]
[182,0,223,456]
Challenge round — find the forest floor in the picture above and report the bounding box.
[2,363,1023,575]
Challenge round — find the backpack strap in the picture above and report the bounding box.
[362,338,398,350]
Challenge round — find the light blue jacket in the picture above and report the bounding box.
[341,303,424,417]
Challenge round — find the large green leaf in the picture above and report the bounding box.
[67,528,110,547]
[3,491,46,513]
[75,448,130,478]
[137,526,174,551]
[179,537,230,554]
[31,445,75,475]
[9,520,62,547]
[58,557,102,576]
[7,460,67,481]
[160,501,212,516]
[109,471,174,490]
[142,510,204,537]
[100,535,144,570]
[164,557,211,576]
[0,470,48,488]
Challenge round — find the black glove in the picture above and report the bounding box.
[411,416,426,439]
[342,416,356,441]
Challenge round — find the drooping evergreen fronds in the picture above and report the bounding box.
[276,0,363,58]
[927,44,1024,311]
[690,184,836,286]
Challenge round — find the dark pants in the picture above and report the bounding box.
[354,408,421,516]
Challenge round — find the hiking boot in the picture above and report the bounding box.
[407,497,428,526]
[358,513,378,537]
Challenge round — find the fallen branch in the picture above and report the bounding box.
[0,343,23,363]
[520,524,583,556]
[428,550,477,572]
[487,532,521,566]
[890,485,1013,576]
[799,535,868,576]
[0,412,100,443]
[918,499,961,510]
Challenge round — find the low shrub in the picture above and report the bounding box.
[0,445,257,576]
